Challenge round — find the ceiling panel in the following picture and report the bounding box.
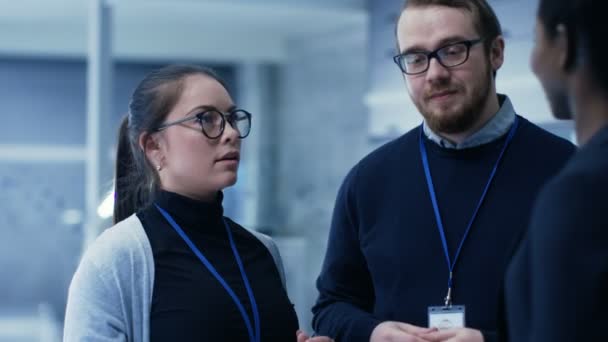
[0,0,367,62]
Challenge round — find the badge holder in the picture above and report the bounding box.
[428,305,465,330]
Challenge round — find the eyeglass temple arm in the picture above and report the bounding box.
[156,115,198,131]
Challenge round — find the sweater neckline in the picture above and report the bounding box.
[420,121,519,160]
[153,190,225,234]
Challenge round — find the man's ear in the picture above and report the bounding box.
[489,35,505,73]
[139,131,163,168]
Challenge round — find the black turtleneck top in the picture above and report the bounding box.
[137,190,299,341]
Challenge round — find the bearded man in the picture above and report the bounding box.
[312,1,575,342]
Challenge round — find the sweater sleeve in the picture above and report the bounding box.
[481,329,498,342]
[312,167,382,341]
[64,253,127,342]
[528,173,608,342]
[252,230,287,290]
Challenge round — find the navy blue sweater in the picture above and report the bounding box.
[312,117,575,342]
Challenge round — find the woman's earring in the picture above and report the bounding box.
[156,164,163,171]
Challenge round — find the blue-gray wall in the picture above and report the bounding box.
[276,24,370,330]
[0,57,238,319]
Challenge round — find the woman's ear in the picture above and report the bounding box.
[139,131,164,170]
[555,24,574,72]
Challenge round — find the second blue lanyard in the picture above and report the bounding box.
[155,204,261,342]
[419,117,519,306]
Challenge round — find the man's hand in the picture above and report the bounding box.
[423,328,484,342]
[296,329,335,342]
[370,321,437,342]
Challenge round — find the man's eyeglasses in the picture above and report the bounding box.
[393,38,484,75]
[156,108,252,139]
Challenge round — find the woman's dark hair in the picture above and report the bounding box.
[538,0,608,87]
[113,64,228,224]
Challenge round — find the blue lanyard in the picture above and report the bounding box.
[155,204,261,342]
[419,117,519,306]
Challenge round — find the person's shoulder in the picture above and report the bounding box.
[363,127,419,163]
[248,229,275,248]
[80,214,149,273]
[533,150,608,230]
[566,127,608,175]
[516,116,576,154]
[66,215,150,338]
[247,229,282,263]
[350,126,419,178]
[531,171,607,249]
[223,218,287,286]
[336,127,419,195]
[555,142,608,189]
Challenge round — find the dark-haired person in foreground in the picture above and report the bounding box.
[502,0,608,341]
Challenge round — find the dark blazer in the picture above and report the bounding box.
[503,125,608,341]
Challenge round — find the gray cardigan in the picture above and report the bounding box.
[63,214,287,342]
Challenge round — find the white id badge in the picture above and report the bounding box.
[428,305,465,330]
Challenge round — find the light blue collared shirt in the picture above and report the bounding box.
[423,94,517,149]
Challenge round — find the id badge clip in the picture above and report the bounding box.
[428,305,465,330]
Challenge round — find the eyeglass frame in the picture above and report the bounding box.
[155,107,252,139]
[393,38,485,75]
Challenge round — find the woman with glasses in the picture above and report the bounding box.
[64,64,331,342]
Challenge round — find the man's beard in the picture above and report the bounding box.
[419,64,493,134]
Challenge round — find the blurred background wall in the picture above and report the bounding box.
[0,0,572,340]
